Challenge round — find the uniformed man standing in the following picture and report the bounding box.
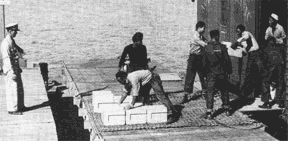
[1,23,26,115]
[202,30,232,119]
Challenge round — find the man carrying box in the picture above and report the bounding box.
[115,70,181,124]
[231,24,266,103]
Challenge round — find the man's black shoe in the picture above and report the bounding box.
[224,110,233,116]
[202,112,213,120]
[222,106,233,116]
[279,103,285,108]
[8,111,23,115]
[279,113,288,123]
[258,103,272,109]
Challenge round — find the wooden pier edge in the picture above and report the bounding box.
[61,61,104,141]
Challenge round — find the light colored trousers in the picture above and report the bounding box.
[5,71,24,112]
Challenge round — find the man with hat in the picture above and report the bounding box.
[265,13,286,45]
[1,23,26,115]
[264,13,287,108]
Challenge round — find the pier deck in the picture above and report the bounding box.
[0,68,57,141]
[61,58,280,141]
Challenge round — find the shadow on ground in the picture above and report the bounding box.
[210,96,288,140]
[47,85,90,141]
[242,110,288,140]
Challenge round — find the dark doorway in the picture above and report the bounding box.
[258,0,287,46]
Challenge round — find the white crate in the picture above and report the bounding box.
[93,91,114,112]
[101,107,126,126]
[94,102,121,113]
[92,91,114,103]
[94,97,131,112]
[146,105,167,123]
[125,105,147,125]
[159,73,181,81]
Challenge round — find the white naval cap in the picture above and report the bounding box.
[271,13,278,21]
[5,23,20,31]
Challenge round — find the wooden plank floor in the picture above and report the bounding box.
[0,69,57,141]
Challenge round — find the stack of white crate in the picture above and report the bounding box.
[93,90,167,126]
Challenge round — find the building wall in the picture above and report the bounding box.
[285,2,288,93]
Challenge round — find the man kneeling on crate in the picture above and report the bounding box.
[116,69,181,124]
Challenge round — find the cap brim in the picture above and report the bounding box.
[7,28,20,31]
[12,28,20,31]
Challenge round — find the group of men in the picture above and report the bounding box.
[116,32,181,124]
[1,14,286,126]
[115,13,287,124]
[182,13,287,118]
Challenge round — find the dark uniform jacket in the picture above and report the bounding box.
[262,43,284,67]
[202,41,232,75]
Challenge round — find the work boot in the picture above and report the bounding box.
[222,105,233,116]
[202,109,213,120]
[166,114,179,124]
[8,111,23,115]
[202,112,213,120]
[258,102,272,109]
[279,103,285,108]
[279,109,288,123]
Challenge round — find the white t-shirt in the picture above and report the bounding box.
[127,70,152,96]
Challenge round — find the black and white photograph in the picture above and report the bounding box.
[0,0,288,140]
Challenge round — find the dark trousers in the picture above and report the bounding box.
[279,44,286,104]
[144,72,178,115]
[262,44,286,104]
[206,73,229,110]
[262,64,284,103]
[240,51,266,98]
[184,54,206,93]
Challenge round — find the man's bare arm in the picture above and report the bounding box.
[119,93,128,104]
[130,96,137,106]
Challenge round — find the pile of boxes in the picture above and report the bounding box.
[93,90,167,126]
